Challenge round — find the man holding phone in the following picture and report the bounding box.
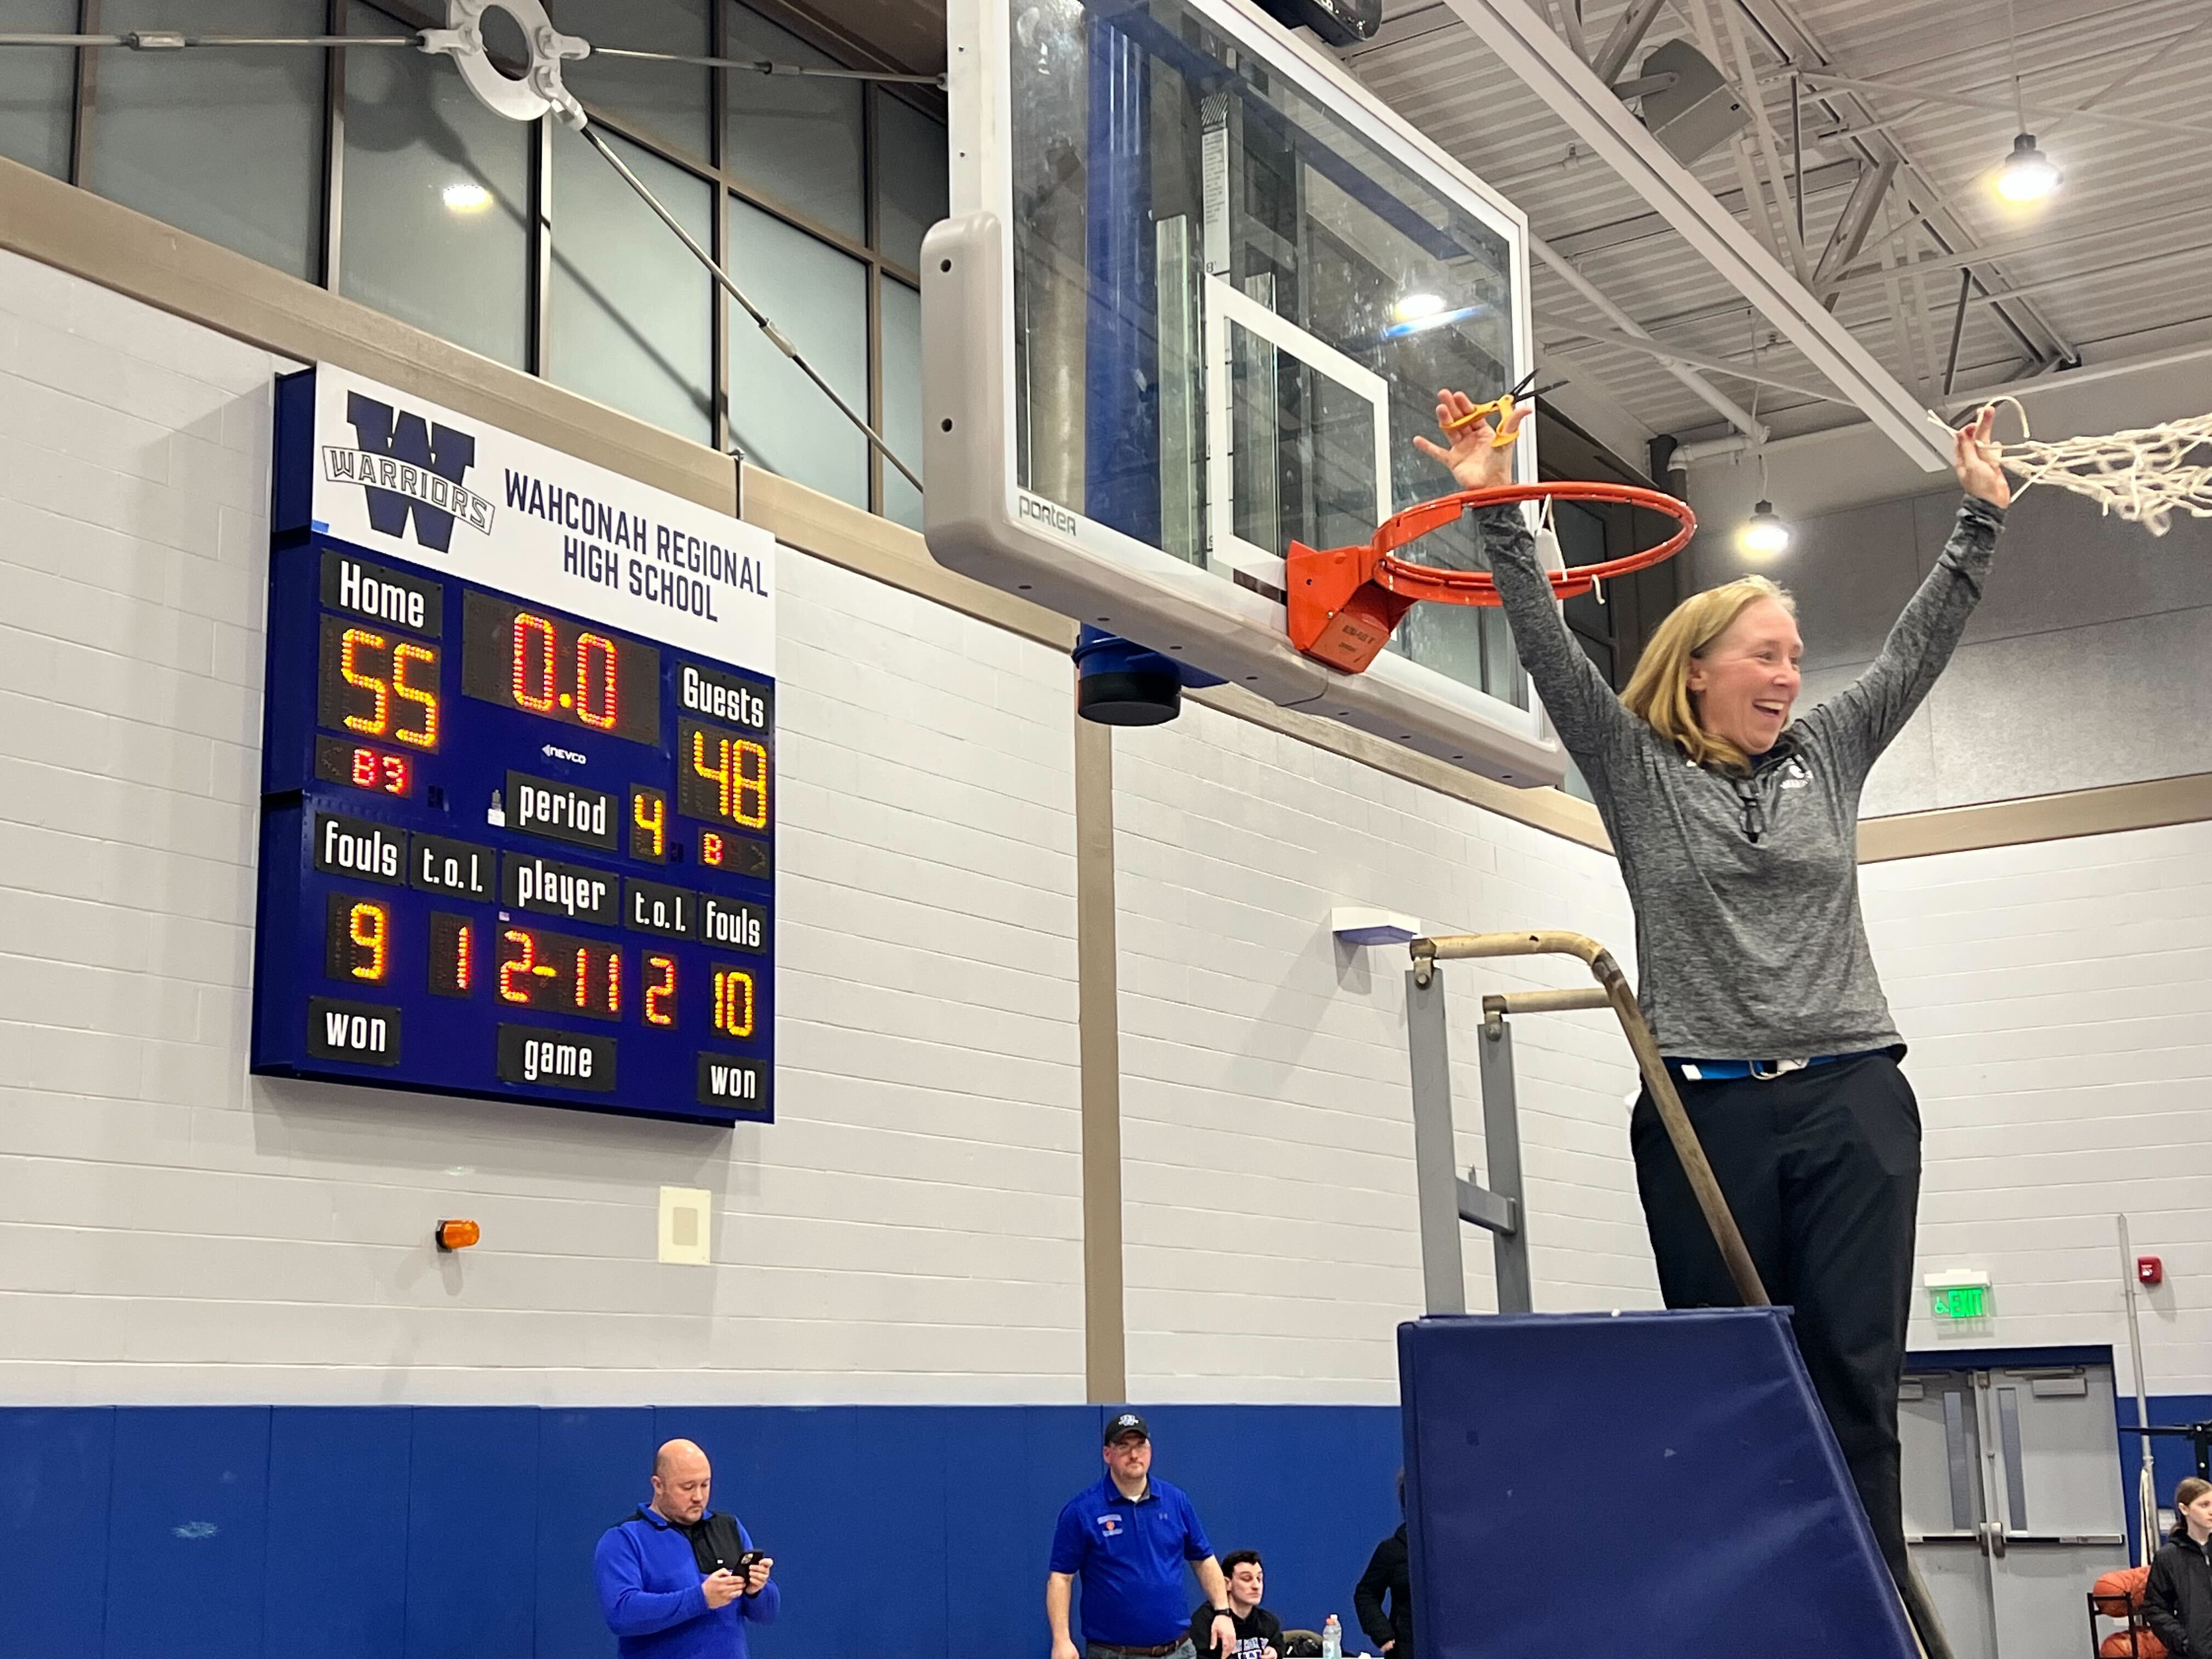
[596,1438,781,1658]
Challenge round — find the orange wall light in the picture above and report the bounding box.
[434,1219,482,1251]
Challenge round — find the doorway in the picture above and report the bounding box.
[1901,1359,2128,1659]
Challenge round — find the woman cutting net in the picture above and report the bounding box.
[1412,393,2010,1598]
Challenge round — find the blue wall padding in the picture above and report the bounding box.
[0,1403,1402,1659]
[265,1406,413,1656]
[1399,1310,1919,1658]
[2119,1392,2212,1560]
[106,1407,274,1659]
[0,1408,114,1654]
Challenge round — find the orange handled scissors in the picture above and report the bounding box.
[1443,368,1540,448]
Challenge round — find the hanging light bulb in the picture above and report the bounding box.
[1991,4,2059,205]
[1740,499,1791,557]
[1994,133,2061,202]
[1736,439,1789,557]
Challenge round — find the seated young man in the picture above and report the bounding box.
[1189,1550,1282,1659]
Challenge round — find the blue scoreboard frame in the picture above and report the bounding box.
[250,368,775,1126]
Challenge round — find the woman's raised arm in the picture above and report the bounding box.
[1414,390,1639,770]
[1797,410,2010,780]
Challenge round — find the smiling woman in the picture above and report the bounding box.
[1418,391,2015,1617]
[1620,576,1802,772]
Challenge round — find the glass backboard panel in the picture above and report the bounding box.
[1006,0,1525,701]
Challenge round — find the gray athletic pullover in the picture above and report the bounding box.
[1480,495,2006,1058]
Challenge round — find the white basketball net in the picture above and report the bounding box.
[1984,398,2212,538]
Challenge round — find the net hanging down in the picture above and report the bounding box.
[1982,397,2212,538]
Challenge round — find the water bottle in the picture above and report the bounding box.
[1322,1614,1342,1659]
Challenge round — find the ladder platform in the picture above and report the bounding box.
[1400,1307,1919,1657]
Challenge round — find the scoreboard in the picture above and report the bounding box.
[251,365,778,1126]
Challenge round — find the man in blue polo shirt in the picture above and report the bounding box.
[1048,1413,1237,1659]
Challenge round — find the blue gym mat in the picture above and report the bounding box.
[1399,1308,1920,1657]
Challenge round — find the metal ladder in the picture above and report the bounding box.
[1398,927,1954,1659]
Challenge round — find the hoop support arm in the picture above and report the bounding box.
[1410,929,1770,1310]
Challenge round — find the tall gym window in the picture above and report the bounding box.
[19,0,946,523]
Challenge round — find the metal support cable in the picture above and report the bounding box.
[594,46,942,85]
[0,32,420,47]
[575,121,922,494]
[0,21,930,500]
[0,33,940,85]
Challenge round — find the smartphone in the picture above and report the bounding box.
[732,1550,764,1573]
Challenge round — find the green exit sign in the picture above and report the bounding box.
[1931,1285,1989,1319]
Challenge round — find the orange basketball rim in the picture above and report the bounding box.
[1286,482,1696,675]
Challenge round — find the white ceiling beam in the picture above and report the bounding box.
[1826,199,2212,294]
[1439,0,1953,470]
[1957,241,2212,311]
[1680,0,1807,279]
[1530,235,1768,438]
[1542,0,1586,61]
[1709,0,1815,281]
[1679,341,2212,460]
[2040,10,2212,142]
[1779,67,2212,143]
[1810,154,1897,295]
[1589,0,1667,86]
[1938,340,2212,415]
[1729,0,2078,370]
[1542,326,1847,400]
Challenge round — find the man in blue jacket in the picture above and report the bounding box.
[596,1438,780,1658]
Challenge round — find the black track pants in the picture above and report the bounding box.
[1630,1051,1922,1588]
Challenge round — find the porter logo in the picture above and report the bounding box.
[324,391,496,551]
[1017,492,1079,537]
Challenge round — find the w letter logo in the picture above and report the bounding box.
[324,392,494,551]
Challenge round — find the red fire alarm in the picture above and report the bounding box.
[2138,1255,2164,1288]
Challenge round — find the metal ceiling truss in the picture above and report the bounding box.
[1532,234,1769,437]
[1726,0,2079,374]
[1438,0,1956,467]
[1541,325,1844,400]
[1767,65,2212,145]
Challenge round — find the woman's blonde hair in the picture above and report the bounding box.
[1622,574,1797,772]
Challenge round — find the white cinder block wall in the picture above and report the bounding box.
[0,249,1086,1404]
[2,248,2208,1414]
[1115,699,2212,1404]
[1111,704,1658,1402]
[1868,821,2212,1396]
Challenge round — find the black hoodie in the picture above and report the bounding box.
[1354,1525,1413,1659]
[2145,1527,2212,1657]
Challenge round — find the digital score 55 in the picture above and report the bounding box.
[251,364,778,1126]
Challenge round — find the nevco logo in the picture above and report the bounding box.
[1017,493,1079,537]
[323,391,496,552]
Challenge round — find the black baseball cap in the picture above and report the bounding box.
[1103,1412,1149,1444]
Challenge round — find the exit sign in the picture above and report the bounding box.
[1930,1284,1989,1319]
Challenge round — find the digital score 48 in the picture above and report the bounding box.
[250,365,777,1126]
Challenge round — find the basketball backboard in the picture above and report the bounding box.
[921,0,1568,786]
